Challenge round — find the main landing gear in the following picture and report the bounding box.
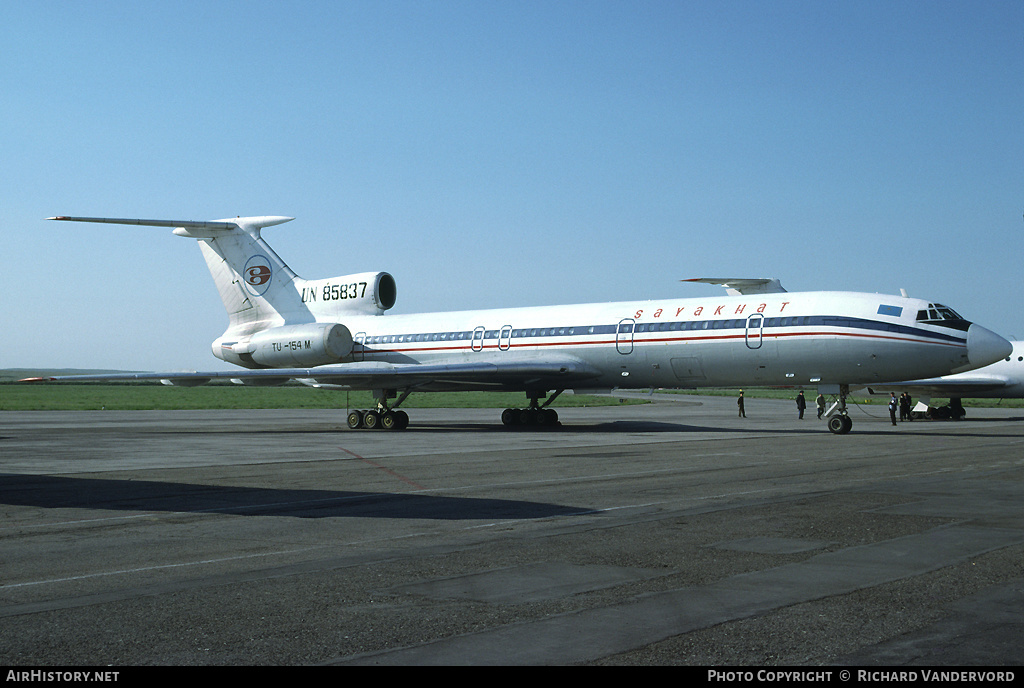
[347,407,409,431]
[501,390,564,429]
[823,384,853,435]
[501,406,559,427]
[345,388,567,431]
[347,389,412,431]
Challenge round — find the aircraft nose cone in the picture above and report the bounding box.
[966,324,1012,368]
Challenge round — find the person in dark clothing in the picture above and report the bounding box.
[889,393,898,426]
[796,391,806,419]
[737,391,746,418]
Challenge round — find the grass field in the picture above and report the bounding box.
[2,380,1021,412]
[0,382,641,411]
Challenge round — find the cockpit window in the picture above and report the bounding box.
[916,303,967,328]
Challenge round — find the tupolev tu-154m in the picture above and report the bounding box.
[26,215,1011,434]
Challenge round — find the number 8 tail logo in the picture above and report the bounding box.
[243,255,273,296]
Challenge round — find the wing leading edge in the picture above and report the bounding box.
[21,356,602,393]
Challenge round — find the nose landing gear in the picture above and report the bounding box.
[827,413,853,434]
[823,384,853,434]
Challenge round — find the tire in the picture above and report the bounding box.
[827,415,847,434]
[347,410,363,429]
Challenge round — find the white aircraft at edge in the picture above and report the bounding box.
[862,340,1024,418]
[30,215,1011,434]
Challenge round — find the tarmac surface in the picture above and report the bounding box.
[1,395,1023,666]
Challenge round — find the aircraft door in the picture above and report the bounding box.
[499,325,512,351]
[472,326,485,352]
[353,332,366,361]
[616,319,634,355]
[745,314,764,350]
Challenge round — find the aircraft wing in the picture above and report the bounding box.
[20,355,603,392]
[864,376,1012,397]
[683,278,787,295]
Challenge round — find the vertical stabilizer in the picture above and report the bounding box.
[180,217,314,334]
[47,215,314,334]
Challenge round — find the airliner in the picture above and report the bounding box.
[862,340,1024,418]
[28,215,1011,434]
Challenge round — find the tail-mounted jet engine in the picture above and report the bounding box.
[299,271,397,316]
[217,323,354,368]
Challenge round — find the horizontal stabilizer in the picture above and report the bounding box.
[683,278,787,296]
[47,215,294,238]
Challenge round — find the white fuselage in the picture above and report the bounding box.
[291,290,983,392]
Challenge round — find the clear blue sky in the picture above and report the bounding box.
[4,1,1022,371]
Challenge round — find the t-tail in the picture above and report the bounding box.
[47,216,397,368]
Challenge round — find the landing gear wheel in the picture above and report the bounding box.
[827,415,852,434]
[501,406,560,428]
[346,407,409,430]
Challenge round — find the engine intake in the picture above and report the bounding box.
[298,271,397,316]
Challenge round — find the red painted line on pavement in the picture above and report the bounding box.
[340,447,426,490]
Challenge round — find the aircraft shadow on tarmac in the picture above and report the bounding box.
[404,418,1024,437]
[0,474,590,520]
